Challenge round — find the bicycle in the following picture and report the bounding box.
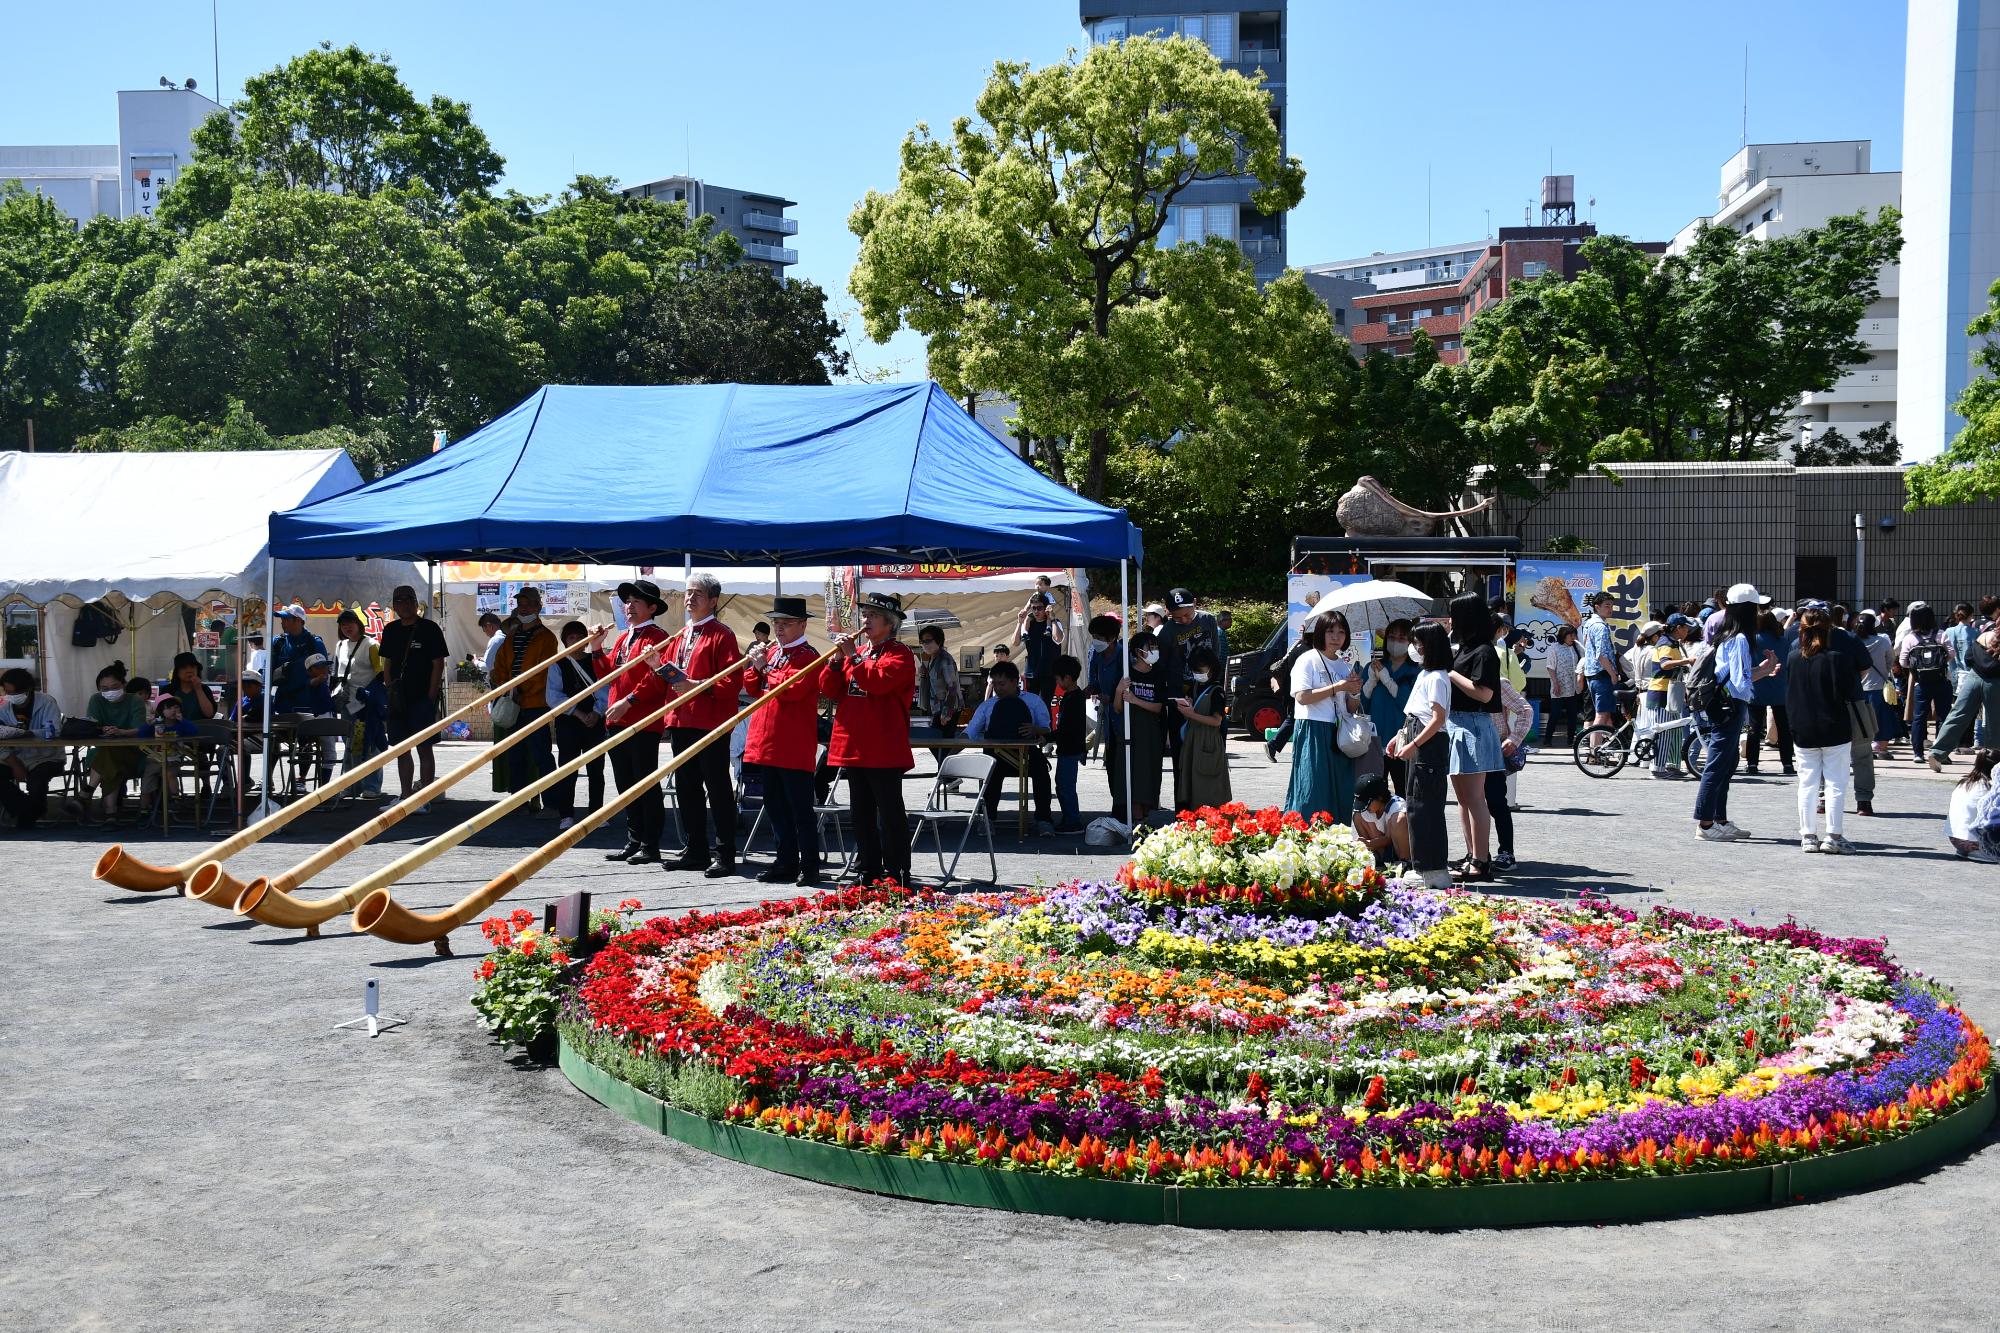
[1572,710,1707,779]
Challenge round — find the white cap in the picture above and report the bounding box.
[302,653,330,670]
[279,602,308,621]
[1725,583,1771,606]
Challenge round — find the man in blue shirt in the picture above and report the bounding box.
[268,603,328,715]
[964,659,1055,834]
[1578,591,1621,733]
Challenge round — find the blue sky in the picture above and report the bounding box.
[6,1,1909,379]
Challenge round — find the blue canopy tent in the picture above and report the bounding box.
[268,382,1141,567]
[263,381,1149,828]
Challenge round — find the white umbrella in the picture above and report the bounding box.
[1305,579,1433,647]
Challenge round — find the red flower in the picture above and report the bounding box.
[1363,1076,1387,1110]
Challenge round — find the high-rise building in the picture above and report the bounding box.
[1079,2,1289,283]
[1900,0,2000,460]
[0,86,225,225]
[619,175,799,278]
[1670,141,1901,455]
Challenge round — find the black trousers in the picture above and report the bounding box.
[845,766,911,884]
[757,764,819,872]
[0,761,59,829]
[498,705,554,803]
[670,726,737,864]
[1408,734,1450,873]
[1745,703,1793,770]
[608,728,664,848]
[552,714,606,815]
[1483,768,1514,857]
[982,747,1053,823]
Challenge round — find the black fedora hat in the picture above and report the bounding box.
[616,579,669,614]
[858,591,906,622]
[767,595,809,620]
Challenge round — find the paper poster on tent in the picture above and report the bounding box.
[1513,559,1603,669]
[1287,572,1371,642]
[475,583,504,615]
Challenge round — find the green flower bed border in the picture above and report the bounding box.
[558,1035,1996,1230]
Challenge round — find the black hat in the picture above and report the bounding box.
[858,591,905,622]
[767,595,809,620]
[616,579,669,614]
[1167,588,1196,610]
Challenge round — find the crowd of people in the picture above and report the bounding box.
[5,572,1995,873]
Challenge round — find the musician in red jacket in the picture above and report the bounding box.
[821,591,917,885]
[658,573,744,878]
[741,596,822,886]
[588,579,673,864]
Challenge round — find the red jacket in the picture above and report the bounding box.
[741,641,822,771]
[592,622,670,734]
[820,637,916,770]
[660,617,743,731]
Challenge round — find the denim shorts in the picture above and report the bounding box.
[1586,674,1620,715]
[1446,710,1504,775]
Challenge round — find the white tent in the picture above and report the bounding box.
[0,450,423,708]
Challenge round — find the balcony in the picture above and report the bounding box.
[742,211,798,235]
[1231,47,1281,73]
[1859,316,1897,349]
[1236,236,1284,257]
[1349,322,1393,345]
[1800,369,1896,405]
[742,241,797,265]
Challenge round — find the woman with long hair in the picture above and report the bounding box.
[1443,592,1503,880]
[1947,747,1999,862]
[1283,613,1361,822]
[1746,608,1794,775]
[1693,586,1782,841]
[1786,606,1861,854]
[1385,621,1455,888]
[1543,624,1582,747]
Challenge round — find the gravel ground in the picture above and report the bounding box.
[3,738,1995,1332]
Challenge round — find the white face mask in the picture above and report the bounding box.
[1139,649,1160,667]
[1385,640,1408,657]
[1191,671,1211,684]
[517,612,539,625]
[3,693,24,708]
[1408,646,1425,666]
[1094,638,1113,652]
[100,688,125,703]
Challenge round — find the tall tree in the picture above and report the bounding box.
[849,35,1304,502]
[1907,275,2000,507]
[0,184,83,448]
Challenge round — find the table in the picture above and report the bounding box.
[0,737,183,834]
[908,736,1042,835]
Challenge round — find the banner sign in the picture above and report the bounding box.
[1600,565,1651,664]
[444,561,584,583]
[132,164,174,219]
[1513,559,1648,678]
[476,581,577,617]
[859,564,1061,580]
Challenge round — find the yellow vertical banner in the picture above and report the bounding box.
[1599,566,1651,663]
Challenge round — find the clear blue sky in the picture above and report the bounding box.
[5,1,1909,380]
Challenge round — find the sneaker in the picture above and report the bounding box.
[1492,850,1516,870]
[1034,819,1057,837]
[1714,821,1751,841]
[1799,834,1822,853]
[557,816,578,833]
[1926,753,1943,773]
[1697,823,1733,842]
[1820,835,1856,855]
[1053,820,1086,834]
[1856,800,1875,816]
[1264,738,1280,763]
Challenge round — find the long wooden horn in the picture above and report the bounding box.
[350,646,837,948]
[235,652,749,930]
[92,632,598,893]
[195,645,663,913]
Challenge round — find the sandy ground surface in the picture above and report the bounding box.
[3,738,1995,1331]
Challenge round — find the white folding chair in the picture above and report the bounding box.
[909,752,998,887]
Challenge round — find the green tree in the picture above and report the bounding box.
[1793,423,1900,467]
[1907,275,2000,506]
[0,183,83,448]
[849,34,1304,502]
[634,263,849,385]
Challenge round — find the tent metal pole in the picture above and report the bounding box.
[256,552,276,821]
[233,595,244,830]
[1123,558,1134,842]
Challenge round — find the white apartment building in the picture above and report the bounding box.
[0,86,224,225]
[1900,0,2000,461]
[1301,240,1489,293]
[1671,140,1901,455]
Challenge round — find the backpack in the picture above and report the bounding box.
[71,601,120,648]
[1685,646,1732,720]
[1907,637,1949,679]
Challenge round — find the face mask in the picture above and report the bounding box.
[518,612,539,625]
[100,688,125,703]
[1408,646,1425,666]
[3,693,24,708]
[1385,640,1408,657]
[1094,638,1113,652]
[1191,671,1211,684]
[1139,650,1160,667]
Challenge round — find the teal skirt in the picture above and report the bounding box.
[1284,717,1355,825]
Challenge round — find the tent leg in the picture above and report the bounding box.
[253,558,278,823]
[1123,559,1134,847]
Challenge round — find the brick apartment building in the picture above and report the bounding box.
[1347,283,1465,362]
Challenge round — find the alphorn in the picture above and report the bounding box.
[234,650,750,931]
[92,632,598,893]
[350,645,839,948]
[194,642,667,915]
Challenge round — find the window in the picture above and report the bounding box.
[1205,13,1235,58]
[1521,260,1547,279]
[1088,17,1126,43]
[1761,209,1774,223]
[1443,303,1460,314]
[1333,309,1345,325]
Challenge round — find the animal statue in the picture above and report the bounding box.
[1336,476,1494,538]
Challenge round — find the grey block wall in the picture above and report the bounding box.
[1484,463,2000,611]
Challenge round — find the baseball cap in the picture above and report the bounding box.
[1638,620,1666,638]
[1725,583,1771,606]
[1143,602,1166,617]
[303,653,330,670]
[1664,612,1693,629]
[278,602,308,621]
[1798,598,1831,613]
[1167,588,1196,610]
[240,668,263,684]
[1906,599,1929,614]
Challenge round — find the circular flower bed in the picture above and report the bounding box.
[562,812,1991,1199]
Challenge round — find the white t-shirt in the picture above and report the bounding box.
[1356,796,1407,839]
[1291,651,1353,724]
[1403,669,1450,727]
[1948,780,1993,858]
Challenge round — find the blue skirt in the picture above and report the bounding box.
[1285,716,1355,823]
[1446,710,1503,775]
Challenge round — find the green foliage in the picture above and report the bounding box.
[1793,423,1900,467]
[1207,599,1284,653]
[1542,533,1598,554]
[558,1021,748,1118]
[1908,274,2000,507]
[849,34,1304,503]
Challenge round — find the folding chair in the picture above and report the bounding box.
[909,752,998,887]
[812,768,855,879]
[290,718,350,798]
[179,721,236,827]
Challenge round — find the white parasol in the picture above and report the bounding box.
[1305,579,1433,647]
